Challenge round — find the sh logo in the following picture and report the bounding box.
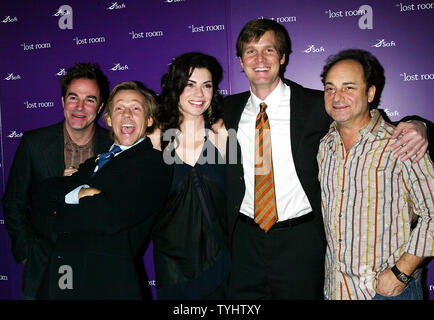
[56,68,66,76]
[372,39,396,48]
[110,63,129,71]
[4,73,21,80]
[54,5,73,30]
[303,45,325,53]
[7,131,23,138]
[107,2,126,10]
[2,16,18,23]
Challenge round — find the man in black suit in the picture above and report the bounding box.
[2,63,112,299]
[33,81,171,299]
[223,19,428,299]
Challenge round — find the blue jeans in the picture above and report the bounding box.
[373,278,423,300]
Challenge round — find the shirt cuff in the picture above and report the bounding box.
[65,185,90,204]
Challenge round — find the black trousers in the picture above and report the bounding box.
[228,212,326,300]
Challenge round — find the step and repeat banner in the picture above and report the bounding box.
[0,0,433,300]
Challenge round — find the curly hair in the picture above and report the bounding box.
[320,49,385,109]
[157,52,224,139]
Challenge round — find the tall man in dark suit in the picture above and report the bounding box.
[223,19,428,299]
[2,62,112,299]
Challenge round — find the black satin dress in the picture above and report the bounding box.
[152,131,230,300]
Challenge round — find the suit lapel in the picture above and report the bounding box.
[224,92,250,131]
[41,122,65,176]
[93,125,112,154]
[92,138,151,175]
[285,80,304,160]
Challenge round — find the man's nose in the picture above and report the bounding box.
[76,98,85,109]
[122,107,133,117]
[257,51,265,63]
[333,89,344,102]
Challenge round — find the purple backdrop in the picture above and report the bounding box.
[0,0,433,300]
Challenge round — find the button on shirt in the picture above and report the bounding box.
[238,80,312,220]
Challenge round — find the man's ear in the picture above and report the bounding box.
[61,97,65,109]
[368,85,376,103]
[280,54,286,66]
[106,115,112,128]
[147,117,154,128]
[239,57,244,70]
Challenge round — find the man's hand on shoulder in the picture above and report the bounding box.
[390,120,428,162]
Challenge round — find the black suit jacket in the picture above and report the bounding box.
[223,79,330,247]
[33,138,172,299]
[2,121,112,297]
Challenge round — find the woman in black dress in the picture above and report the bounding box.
[152,52,230,299]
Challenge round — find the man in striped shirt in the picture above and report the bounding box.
[317,49,433,300]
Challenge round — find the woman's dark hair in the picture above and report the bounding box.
[157,52,224,138]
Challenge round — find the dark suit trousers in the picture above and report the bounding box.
[228,212,325,299]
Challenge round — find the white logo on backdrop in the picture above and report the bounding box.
[129,30,164,39]
[188,24,225,33]
[383,108,400,118]
[258,15,296,23]
[21,42,51,51]
[400,72,434,82]
[4,73,21,80]
[73,36,105,45]
[2,16,18,23]
[107,2,126,10]
[56,68,66,76]
[54,5,73,30]
[164,0,185,3]
[397,2,434,12]
[372,39,396,48]
[325,5,373,30]
[24,101,55,109]
[303,45,325,53]
[110,63,129,71]
[7,131,23,138]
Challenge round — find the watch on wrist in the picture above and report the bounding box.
[391,265,412,285]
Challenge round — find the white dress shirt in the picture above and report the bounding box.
[237,80,312,220]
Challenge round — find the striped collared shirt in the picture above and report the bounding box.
[317,109,434,300]
[63,125,94,169]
